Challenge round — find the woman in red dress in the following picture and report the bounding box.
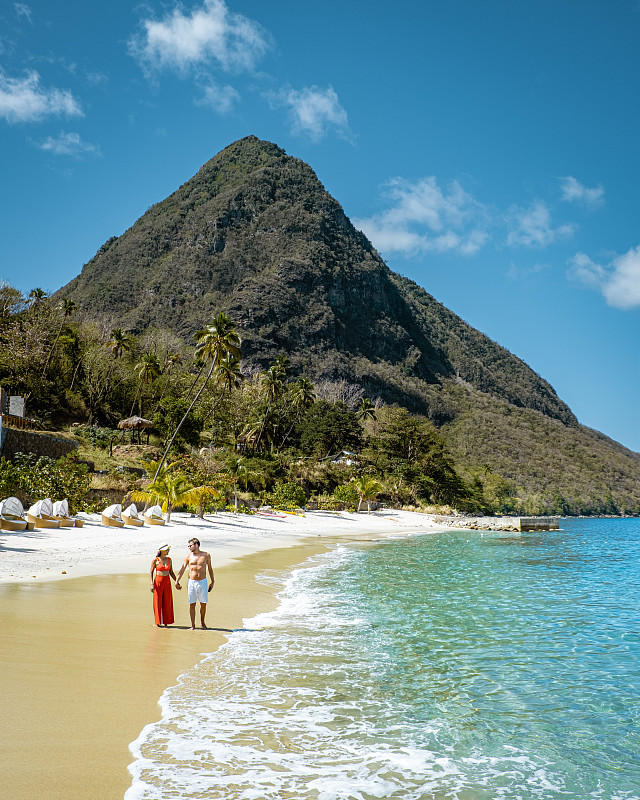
[150,544,176,627]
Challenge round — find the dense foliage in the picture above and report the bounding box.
[1,284,640,516]
[0,453,91,514]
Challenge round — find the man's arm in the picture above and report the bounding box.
[207,553,215,590]
[175,556,189,589]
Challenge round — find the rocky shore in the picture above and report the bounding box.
[432,515,560,532]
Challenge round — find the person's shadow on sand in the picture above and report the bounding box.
[165,626,263,633]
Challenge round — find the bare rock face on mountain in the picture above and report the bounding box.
[58,136,576,428]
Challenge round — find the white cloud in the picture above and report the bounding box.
[506,261,551,280]
[559,175,604,208]
[195,82,240,114]
[568,247,640,309]
[354,177,489,257]
[506,201,575,247]
[37,131,100,157]
[272,85,349,141]
[14,3,33,23]
[0,70,82,123]
[130,0,269,74]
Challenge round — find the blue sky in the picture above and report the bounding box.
[1,0,638,451]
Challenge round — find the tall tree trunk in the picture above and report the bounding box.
[153,361,215,481]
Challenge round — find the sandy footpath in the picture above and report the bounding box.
[0,509,445,800]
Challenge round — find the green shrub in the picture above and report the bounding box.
[224,503,254,514]
[73,425,114,449]
[7,453,91,514]
[268,481,307,510]
[312,494,343,510]
[0,458,20,499]
[332,482,359,510]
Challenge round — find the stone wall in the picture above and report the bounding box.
[433,515,560,532]
[0,427,78,461]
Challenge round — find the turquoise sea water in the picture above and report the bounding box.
[127,518,640,799]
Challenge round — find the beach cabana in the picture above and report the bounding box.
[143,504,165,526]
[122,503,144,527]
[50,499,75,528]
[0,497,28,531]
[27,499,60,529]
[102,504,125,528]
[53,499,84,528]
[117,415,154,444]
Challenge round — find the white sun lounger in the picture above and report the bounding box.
[101,503,125,528]
[122,503,144,527]
[27,498,60,529]
[0,496,28,531]
[143,504,165,526]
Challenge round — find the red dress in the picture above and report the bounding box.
[153,556,174,626]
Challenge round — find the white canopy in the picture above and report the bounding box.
[145,504,164,520]
[0,496,25,518]
[28,498,54,518]
[53,499,70,517]
[103,504,123,520]
[123,503,140,519]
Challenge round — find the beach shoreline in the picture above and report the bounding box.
[0,507,445,584]
[0,509,446,800]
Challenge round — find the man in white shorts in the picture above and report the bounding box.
[175,537,215,630]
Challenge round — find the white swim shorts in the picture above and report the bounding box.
[187,578,208,604]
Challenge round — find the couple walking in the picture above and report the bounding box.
[150,537,215,630]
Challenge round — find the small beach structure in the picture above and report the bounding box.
[0,496,28,531]
[27,498,60,529]
[49,499,75,528]
[122,503,144,527]
[143,504,165,526]
[101,503,125,528]
[53,499,84,528]
[117,415,154,444]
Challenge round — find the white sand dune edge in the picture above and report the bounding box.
[0,508,447,584]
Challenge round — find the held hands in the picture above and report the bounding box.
[175,581,182,590]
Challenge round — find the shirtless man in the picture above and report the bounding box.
[175,538,215,630]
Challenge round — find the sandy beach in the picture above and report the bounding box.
[0,508,444,799]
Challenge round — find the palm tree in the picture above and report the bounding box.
[165,351,182,373]
[280,376,316,448]
[152,351,183,416]
[200,354,244,425]
[253,364,286,453]
[106,328,135,360]
[181,483,223,519]
[290,376,316,409]
[352,475,384,513]
[153,312,241,481]
[27,287,48,308]
[130,466,194,522]
[225,456,265,511]
[41,298,77,376]
[357,397,377,422]
[130,351,162,418]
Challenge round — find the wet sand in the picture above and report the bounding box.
[0,542,323,800]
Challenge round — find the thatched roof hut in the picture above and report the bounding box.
[117,416,153,443]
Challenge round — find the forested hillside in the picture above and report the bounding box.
[2,135,633,514]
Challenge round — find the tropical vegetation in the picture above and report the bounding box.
[2,281,639,516]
